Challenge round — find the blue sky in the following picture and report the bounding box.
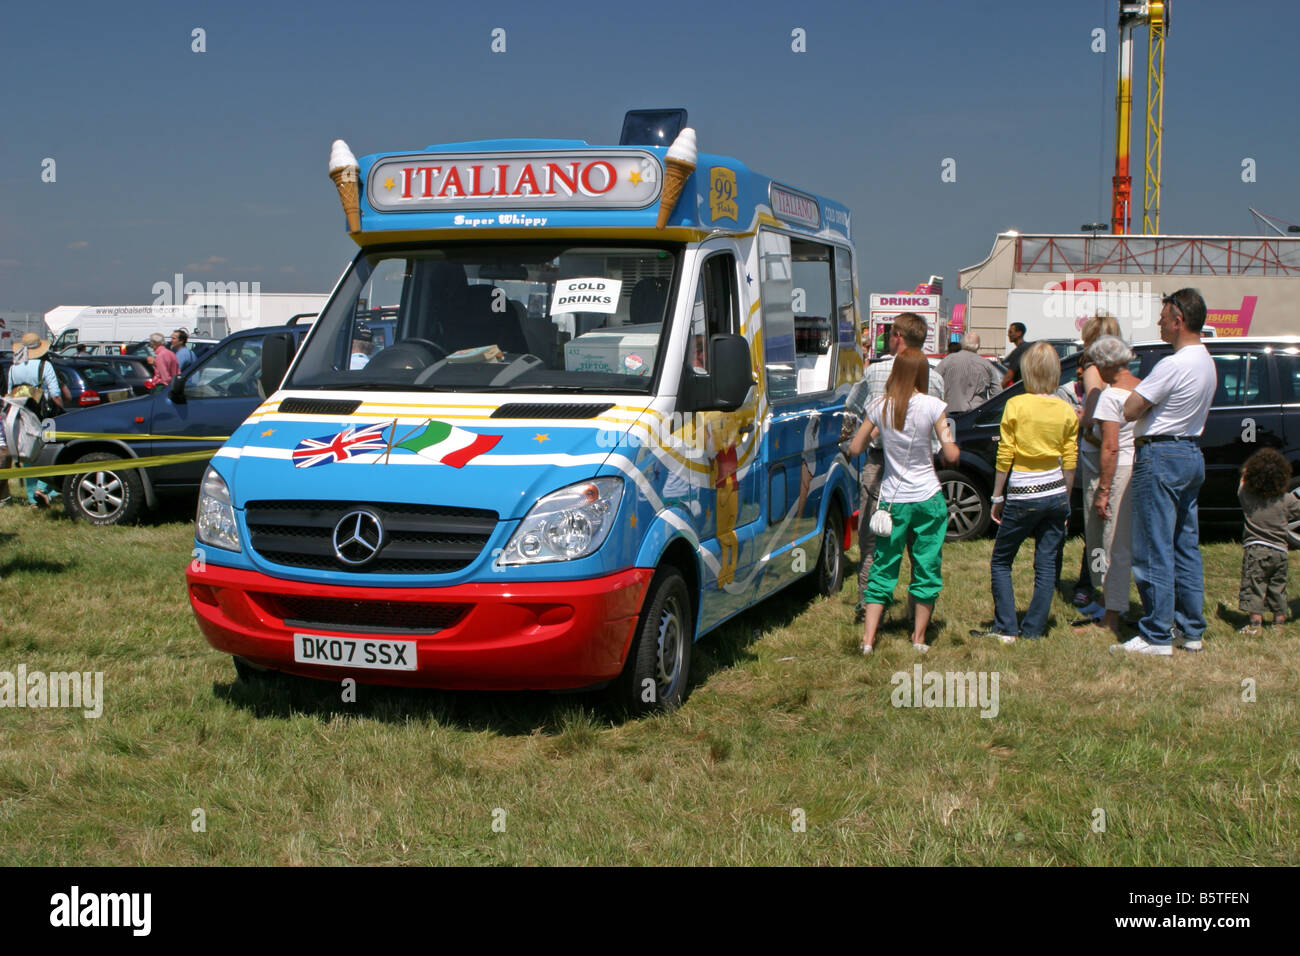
[2,0,1297,314]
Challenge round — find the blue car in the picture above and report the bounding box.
[36,325,308,524]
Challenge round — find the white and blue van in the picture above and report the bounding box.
[187,111,864,712]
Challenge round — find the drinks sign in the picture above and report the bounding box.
[367,151,662,211]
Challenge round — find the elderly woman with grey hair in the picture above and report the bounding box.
[1076,334,1142,635]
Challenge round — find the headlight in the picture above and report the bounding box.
[196,466,241,552]
[499,477,624,565]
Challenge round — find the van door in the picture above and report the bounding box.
[683,244,764,631]
[753,230,843,599]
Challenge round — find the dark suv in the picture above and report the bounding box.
[35,324,308,525]
[942,337,1300,542]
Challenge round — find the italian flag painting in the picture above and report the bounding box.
[396,420,502,468]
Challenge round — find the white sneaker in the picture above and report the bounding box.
[1110,636,1173,656]
[970,629,1016,645]
[913,642,930,653]
[1171,631,1203,652]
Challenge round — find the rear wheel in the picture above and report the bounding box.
[62,453,144,525]
[939,469,990,541]
[614,568,692,715]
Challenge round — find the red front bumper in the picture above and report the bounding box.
[186,564,654,690]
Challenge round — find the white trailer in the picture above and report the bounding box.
[1006,288,1160,343]
[44,304,227,350]
[183,291,329,331]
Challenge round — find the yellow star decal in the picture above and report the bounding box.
[261,428,275,437]
[628,168,642,186]
[533,433,550,443]
[384,177,395,191]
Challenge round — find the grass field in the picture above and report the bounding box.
[1,492,1296,866]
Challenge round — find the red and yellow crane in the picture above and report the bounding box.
[1111,1,1169,235]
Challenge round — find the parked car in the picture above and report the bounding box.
[63,355,152,396]
[1,355,138,409]
[35,324,309,524]
[941,337,1300,543]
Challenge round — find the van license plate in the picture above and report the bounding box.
[293,634,417,671]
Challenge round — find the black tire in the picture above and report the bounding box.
[813,505,846,597]
[232,656,280,683]
[62,452,145,525]
[614,567,693,715]
[939,469,990,542]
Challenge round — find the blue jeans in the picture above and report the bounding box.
[990,492,1070,637]
[1130,441,1206,644]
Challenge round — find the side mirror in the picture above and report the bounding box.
[681,333,753,413]
[710,334,753,411]
[261,332,295,395]
[168,374,186,402]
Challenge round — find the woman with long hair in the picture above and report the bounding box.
[849,348,959,653]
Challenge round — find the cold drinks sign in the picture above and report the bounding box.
[367,151,663,211]
[868,293,941,358]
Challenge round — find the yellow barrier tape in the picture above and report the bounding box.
[49,431,231,442]
[0,449,218,482]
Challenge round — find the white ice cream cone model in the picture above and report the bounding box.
[656,127,697,229]
[328,139,362,233]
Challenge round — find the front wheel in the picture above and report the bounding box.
[813,505,846,597]
[62,453,145,525]
[613,568,693,715]
[939,469,990,542]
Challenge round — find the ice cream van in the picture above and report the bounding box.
[186,109,864,712]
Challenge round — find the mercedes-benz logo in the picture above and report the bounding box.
[332,509,384,566]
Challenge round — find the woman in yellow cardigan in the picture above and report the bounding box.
[972,343,1078,642]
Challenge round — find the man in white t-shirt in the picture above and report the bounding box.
[1114,288,1217,655]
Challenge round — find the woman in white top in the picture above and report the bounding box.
[1072,313,1121,608]
[1082,335,1142,635]
[848,348,960,653]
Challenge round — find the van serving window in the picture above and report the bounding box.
[759,230,838,399]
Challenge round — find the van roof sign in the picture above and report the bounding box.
[366,150,663,212]
[769,183,820,230]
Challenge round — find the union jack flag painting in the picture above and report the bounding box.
[291,422,391,468]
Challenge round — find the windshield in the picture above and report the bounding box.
[286,242,680,394]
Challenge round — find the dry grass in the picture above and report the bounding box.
[0,495,1296,865]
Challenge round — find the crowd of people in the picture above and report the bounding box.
[847,289,1282,656]
[1,327,196,508]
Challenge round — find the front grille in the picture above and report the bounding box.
[245,499,497,574]
[252,593,468,634]
[277,397,363,415]
[491,402,614,419]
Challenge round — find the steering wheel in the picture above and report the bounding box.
[397,338,449,359]
[366,338,448,373]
